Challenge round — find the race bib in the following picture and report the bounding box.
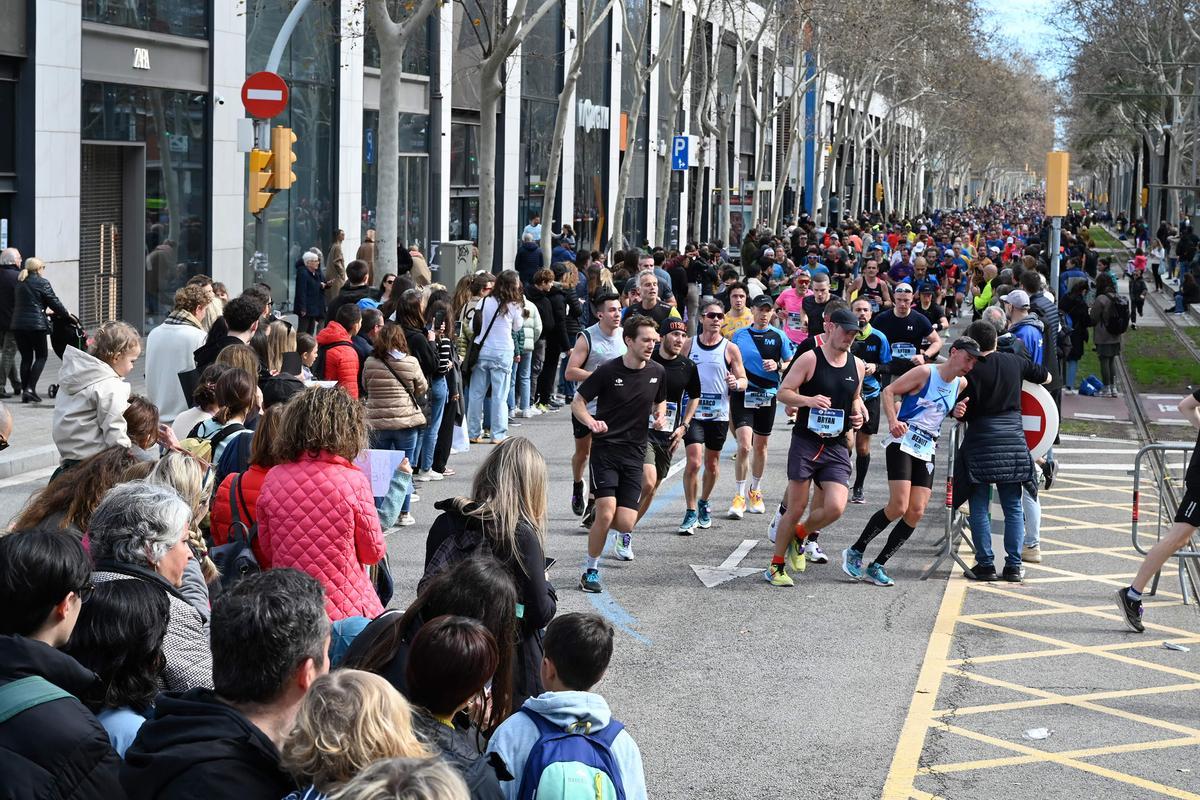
[807,408,845,437]
[900,425,937,460]
[696,393,724,421]
[649,400,679,430]
[892,342,918,360]
[869,298,881,313]
[787,312,805,331]
[744,390,773,409]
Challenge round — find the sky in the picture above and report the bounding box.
[976,0,1071,82]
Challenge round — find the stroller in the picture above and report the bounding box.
[47,314,88,399]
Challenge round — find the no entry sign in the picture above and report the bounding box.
[241,72,289,119]
[1021,381,1059,460]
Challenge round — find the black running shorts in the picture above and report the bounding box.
[1175,486,1200,527]
[860,394,881,436]
[884,442,936,490]
[684,419,729,451]
[730,392,777,437]
[590,445,644,510]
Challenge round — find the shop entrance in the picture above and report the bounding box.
[79,143,145,330]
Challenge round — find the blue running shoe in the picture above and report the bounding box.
[866,562,895,587]
[697,499,712,529]
[678,509,699,535]
[579,569,603,593]
[841,548,864,580]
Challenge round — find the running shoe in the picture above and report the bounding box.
[841,547,864,580]
[397,512,417,527]
[728,495,746,520]
[763,562,794,587]
[581,501,596,529]
[579,569,603,593]
[786,539,807,573]
[571,481,585,516]
[747,489,766,514]
[767,503,785,543]
[697,499,712,529]
[804,540,829,564]
[678,509,699,535]
[866,562,895,587]
[613,532,635,561]
[850,487,865,504]
[1115,587,1145,633]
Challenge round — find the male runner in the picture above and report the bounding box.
[622,268,682,327]
[871,282,941,379]
[720,283,753,339]
[765,307,866,586]
[914,281,949,332]
[564,292,627,526]
[848,296,892,504]
[574,315,666,593]
[728,295,794,518]
[803,272,834,338]
[635,318,701,523]
[774,270,812,348]
[842,337,979,586]
[679,299,747,534]
[849,257,891,313]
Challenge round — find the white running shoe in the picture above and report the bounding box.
[804,540,829,564]
[398,513,417,526]
[767,502,785,543]
[613,532,635,561]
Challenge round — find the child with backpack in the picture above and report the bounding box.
[486,612,647,800]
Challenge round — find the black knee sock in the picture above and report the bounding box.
[852,508,894,553]
[874,521,917,565]
[853,453,871,491]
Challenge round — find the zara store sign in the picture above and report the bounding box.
[576,99,610,132]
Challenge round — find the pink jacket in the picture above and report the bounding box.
[257,452,385,620]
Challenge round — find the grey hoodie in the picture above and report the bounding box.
[51,345,131,462]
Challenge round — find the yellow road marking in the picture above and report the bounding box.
[932,681,1200,718]
[920,734,1200,776]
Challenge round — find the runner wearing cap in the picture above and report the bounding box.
[871,283,940,381]
[635,318,701,524]
[728,295,794,519]
[848,296,892,505]
[914,281,949,332]
[764,307,866,587]
[842,337,980,586]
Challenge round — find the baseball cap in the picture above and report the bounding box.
[893,283,914,294]
[830,307,863,331]
[664,318,688,334]
[950,336,983,357]
[917,280,936,294]
[1000,289,1031,308]
[752,294,775,309]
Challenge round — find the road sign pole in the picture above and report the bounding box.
[1049,215,1061,298]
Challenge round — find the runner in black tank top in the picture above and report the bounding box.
[793,347,860,446]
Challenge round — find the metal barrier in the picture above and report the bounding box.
[1131,442,1200,604]
[920,422,976,580]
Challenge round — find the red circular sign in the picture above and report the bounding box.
[241,72,289,119]
[1020,381,1059,460]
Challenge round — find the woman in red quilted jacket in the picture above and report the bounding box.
[210,404,284,566]
[257,386,386,620]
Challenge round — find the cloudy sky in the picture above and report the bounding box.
[977,0,1073,81]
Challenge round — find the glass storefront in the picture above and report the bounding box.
[361,110,431,249]
[81,81,209,326]
[449,122,480,242]
[83,0,207,39]
[620,0,648,250]
[363,2,431,75]
[573,14,611,252]
[518,5,560,233]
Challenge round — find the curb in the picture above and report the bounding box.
[0,445,59,481]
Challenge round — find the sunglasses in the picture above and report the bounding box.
[0,435,7,452]
[703,312,725,320]
[76,583,95,603]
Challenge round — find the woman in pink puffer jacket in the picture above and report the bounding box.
[257,386,386,620]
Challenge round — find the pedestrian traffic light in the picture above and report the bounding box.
[248,148,274,215]
[270,126,297,191]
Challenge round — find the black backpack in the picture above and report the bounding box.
[418,499,494,594]
[1105,294,1131,336]
[210,474,261,589]
[313,340,354,380]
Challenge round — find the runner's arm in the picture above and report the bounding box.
[563,333,591,382]
[921,328,942,362]
[776,351,822,409]
[882,365,928,436]
[1180,393,1200,430]
[725,344,748,391]
[570,391,606,434]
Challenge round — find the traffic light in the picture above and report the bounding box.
[875,182,884,202]
[270,126,297,190]
[248,148,274,215]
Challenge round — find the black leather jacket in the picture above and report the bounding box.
[11,274,70,332]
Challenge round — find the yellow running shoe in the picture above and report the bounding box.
[763,562,794,587]
[728,494,746,520]
[747,489,766,514]
[787,539,808,573]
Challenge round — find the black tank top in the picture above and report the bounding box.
[794,345,860,443]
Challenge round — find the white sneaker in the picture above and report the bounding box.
[409,493,421,502]
[417,470,444,481]
[804,540,829,564]
[613,531,635,561]
[525,406,542,417]
[398,513,417,526]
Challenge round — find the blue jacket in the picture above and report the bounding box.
[1009,316,1044,366]
[550,245,576,265]
[514,241,544,286]
[485,691,647,800]
[294,265,326,318]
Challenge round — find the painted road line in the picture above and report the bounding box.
[1074,412,1118,420]
[1050,448,1140,455]
[588,591,650,646]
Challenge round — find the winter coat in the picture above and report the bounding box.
[192,333,246,373]
[958,414,1036,486]
[0,635,124,800]
[257,452,386,620]
[210,464,270,566]
[145,311,207,423]
[1060,294,1090,361]
[514,241,544,286]
[325,242,347,301]
[92,560,213,692]
[486,691,648,800]
[120,688,294,800]
[410,252,432,287]
[0,262,21,330]
[51,346,132,463]
[1027,290,1062,391]
[1008,316,1045,366]
[525,284,554,343]
[402,326,440,380]
[412,709,507,800]
[10,273,71,332]
[362,353,428,430]
[326,284,373,324]
[424,499,557,708]
[294,265,326,319]
[259,368,305,409]
[550,245,575,265]
[315,322,361,398]
[563,287,584,343]
[1090,292,1122,346]
[518,299,542,354]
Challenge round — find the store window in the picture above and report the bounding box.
[620,1,648,249]
[518,4,560,234]
[573,13,611,252]
[83,0,207,39]
[449,122,480,242]
[361,110,430,248]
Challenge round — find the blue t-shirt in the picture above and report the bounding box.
[98,707,146,758]
[732,325,794,390]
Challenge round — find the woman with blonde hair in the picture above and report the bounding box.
[423,436,555,707]
[328,758,468,800]
[143,450,218,614]
[10,256,72,403]
[282,670,432,800]
[257,386,386,620]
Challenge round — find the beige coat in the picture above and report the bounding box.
[410,252,431,287]
[325,241,347,300]
[363,353,428,431]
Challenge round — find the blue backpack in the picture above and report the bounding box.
[516,709,626,800]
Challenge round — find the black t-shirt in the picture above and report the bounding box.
[803,296,829,336]
[650,349,702,445]
[622,302,676,328]
[1188,388,1200,486]
[576,357,667,451]
[961,351,1049,418]
[872,309,934,363]
[915,301,947,330]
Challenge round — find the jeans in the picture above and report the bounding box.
[1022,488,1041,549]
[1064,359,1079,390]
[968,481,1025,570]
[414,376,448,472]
[1175,293,1187,313]
[13,330,48,394]
[468,354,512,440]
[0,331,19,391]
[509,351,532,413]
[371,427,420,513]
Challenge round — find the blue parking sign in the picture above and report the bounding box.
[672,136,689,171]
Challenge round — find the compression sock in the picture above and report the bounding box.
[874,520,917,565]
[853,508,895,552]
[735,480,747,497]
[853,454,871,491]
[750,474,763,492]
[1126,586,1143,601]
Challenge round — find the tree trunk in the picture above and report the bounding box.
[611,65,649,252]
[477,71,503,272]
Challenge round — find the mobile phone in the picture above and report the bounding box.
[544,557,556,571]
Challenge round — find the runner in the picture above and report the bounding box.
[728,295,794,519]
[622,268,682,327]
[914,281,949,332]
[848,296,891,505]
[720,283,753,339]
[803,272,833,338]
[573,315,666,593]
[765,307,867,587]
[842,337,980,586]
[849,257,891,314]
[679,299,747,534]
[773,270,812,348]
[635,318,701,524]
[563,292,626,527]
[871,282,941,380]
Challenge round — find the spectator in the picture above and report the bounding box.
[467,270,524,445]
[1091,271,1125,397]
[1172,271,1200,315]
[509,291,542,420]
[257,387,386,620]
[296,252,328,336]
[527,268,569,412]
[12,446,137,536]
[10,256,72,403]
[0,247,22,397]
[257,320,306,408]
[416,298,454,481]
[521,214,542,244]
[146,285,211,422]
[514,232,543,286]
[194,295,261,372]
[328,260,375,323]
[375,272,398,305]
[297,332,318,381]
[172,363,229,439]
[123,394,161,459]
[1060,280,1089,392]
[121,570,331,800]
[63,580,170,758]
[0,530,125,798]
[326,229,348,301]
[486,613,647,800]
[326,757,468,800]
[51,321,141,471]
[357,229,377,283]
[281,670,432,800]
[354,308,384,365]
[211,404,283,566]
[409,244,432,288]
[316,304,363,398]
[189,366,256,466]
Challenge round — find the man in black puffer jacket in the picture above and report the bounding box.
[956,321,1050,582]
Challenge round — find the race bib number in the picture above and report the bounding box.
[869,298,881,313]
[807,408,845,437]
[650,400,679,429]
[892,342,918,360]
[900,425,937,460]
[696,393,723,421]
[744,390,773,409]
[787,312,805,332]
